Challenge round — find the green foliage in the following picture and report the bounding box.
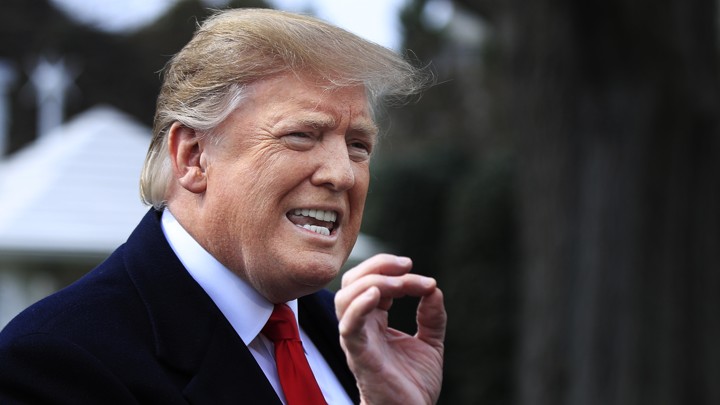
[363,146,470,272]
[439,152,518,404]
[362,144,519,403]
[363,1,521,402]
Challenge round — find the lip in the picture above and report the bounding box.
[286,219,340,246]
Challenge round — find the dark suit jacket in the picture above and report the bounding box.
[0,209,359,404]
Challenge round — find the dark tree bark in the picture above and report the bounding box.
[482,0,720,404]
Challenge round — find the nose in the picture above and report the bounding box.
[310,138,356,192]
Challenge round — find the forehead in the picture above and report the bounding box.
[245,73,378,133]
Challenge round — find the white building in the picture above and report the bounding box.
[0,106,151,327]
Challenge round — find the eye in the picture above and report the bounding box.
[289,132,310,138]
[282,132,316,150]
[348,140,372,161]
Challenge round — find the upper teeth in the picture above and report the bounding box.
[293,208,337,222]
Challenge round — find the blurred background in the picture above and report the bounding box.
[1,0,719,404]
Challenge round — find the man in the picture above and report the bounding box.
[0,8,446,404]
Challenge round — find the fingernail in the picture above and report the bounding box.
[423,277,436,288]
[396,256,412,266]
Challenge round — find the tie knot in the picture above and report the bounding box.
[262,304,300,343]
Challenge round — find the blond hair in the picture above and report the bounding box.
[140,8,430,208]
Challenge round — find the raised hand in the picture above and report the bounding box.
[334,254,446,405]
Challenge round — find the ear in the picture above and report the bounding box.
[167,122,207,194]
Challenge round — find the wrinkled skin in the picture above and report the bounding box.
[335,254,446,405]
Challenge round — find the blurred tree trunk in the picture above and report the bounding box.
[473,0,720,403]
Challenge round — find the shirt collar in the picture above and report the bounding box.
[160,209,299,345]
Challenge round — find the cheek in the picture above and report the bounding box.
[352,166,371,203]
[215,157,283,201]
[347,170,370,226]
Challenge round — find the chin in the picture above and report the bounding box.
[292,256,342,287]
[305,263,341,286]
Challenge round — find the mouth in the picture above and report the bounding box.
[286,208,338,237]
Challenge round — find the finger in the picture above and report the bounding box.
[335,273,436,318]
[341,273,436,302]
[337,286,381,347]
[415,287,447,347]
[341,254,413,287]
[378,297,393,312]
[335,274,437,318]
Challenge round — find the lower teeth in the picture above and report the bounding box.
[298,224,330,236]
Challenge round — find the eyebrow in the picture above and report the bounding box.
[350,121,380,140]
[298,115,336,130]
[298,115,379,138]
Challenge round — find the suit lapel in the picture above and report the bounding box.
[124,209,358,404]
[300,291,360,403]
[123,209,281,404]
[182,320,281,405]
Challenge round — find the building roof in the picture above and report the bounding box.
[0,106,151,258]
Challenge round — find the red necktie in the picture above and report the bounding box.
[262,304,327,405]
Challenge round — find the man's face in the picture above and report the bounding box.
[197,73,377,302]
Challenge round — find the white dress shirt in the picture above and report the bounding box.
[161,210,352,405]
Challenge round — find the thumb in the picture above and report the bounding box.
[415,288,446,346]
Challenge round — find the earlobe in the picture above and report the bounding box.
[167,122,207,194]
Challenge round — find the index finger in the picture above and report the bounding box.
[341,254,413,288]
